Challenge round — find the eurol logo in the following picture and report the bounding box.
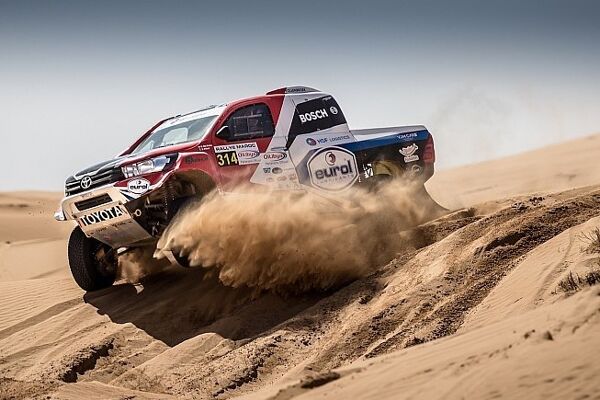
[307,146,358,191]
[127,178,151,194]
[263,151,287,161]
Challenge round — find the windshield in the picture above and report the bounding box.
[131,107,223,155]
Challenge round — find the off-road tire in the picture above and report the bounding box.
[367,160,404,192]
[68,226,116,291]
[172,249,192,268]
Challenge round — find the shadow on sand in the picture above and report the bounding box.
[83,266,326,347]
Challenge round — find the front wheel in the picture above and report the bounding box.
[68,227,117,291]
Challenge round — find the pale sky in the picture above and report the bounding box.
[1,0,599,190]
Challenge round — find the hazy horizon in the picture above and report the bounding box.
[1,0,599,191]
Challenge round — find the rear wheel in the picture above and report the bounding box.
[68,227,117,291]
[367,160,405,191]
[372,159,404,177]
[365,160,447,221]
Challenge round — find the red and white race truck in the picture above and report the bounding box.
[55,86,436,291]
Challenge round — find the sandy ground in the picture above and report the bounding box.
[1,134,600,399]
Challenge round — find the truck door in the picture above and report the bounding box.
[212,103,275,188]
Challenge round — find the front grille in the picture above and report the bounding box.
[66,168,125,196]
[74,194,112,211]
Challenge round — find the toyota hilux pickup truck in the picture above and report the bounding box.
[55,86,436,291]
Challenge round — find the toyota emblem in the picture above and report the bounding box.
[81,176,92,189]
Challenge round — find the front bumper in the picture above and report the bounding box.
[57,184,153,248]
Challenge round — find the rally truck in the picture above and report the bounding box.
[55,86,436,291]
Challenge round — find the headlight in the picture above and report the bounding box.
[122,155,171,178]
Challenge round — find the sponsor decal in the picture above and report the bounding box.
[400,144,419,163]
[266,177,274,182]
[81,176,92,189]
[290,96,347,136]
[329,134,351,143]
[409,164,423,176]
[400,143,418,156]
[263,167,271,173]
[79,205,125,227]
[112,219,132,229]
[127,178,151,194]
[397,132,418,141]
[299,109,329,123]
[306,136,330,145]
[272,167,283,174]
[214,142,260,167]
[277,176,287,181]
[307,147,358,191]
[238,150,260,159]
[215,142,258,151]
[185,155,208,163]
[198,144,213,151]
[286,86,312,93]
[263,151,287,161]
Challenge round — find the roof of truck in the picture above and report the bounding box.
[266,86,321,95]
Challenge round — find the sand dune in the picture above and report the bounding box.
[427,133,600,208]
[252,285,600,400]
[1,134,600,399]
[0,192,72,242]
[0,191,72,283]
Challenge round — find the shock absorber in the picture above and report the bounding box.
[162,183,170,221]
[163,179,178,220]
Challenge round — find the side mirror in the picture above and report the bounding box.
[216,125,231,140]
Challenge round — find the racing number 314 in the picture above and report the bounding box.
[216,151,238,167]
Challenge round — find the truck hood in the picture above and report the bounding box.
[71,156,128,179]
[69,141,203,180]
[64,142,205,198]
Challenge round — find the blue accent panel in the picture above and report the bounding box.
[341,130,429,153]
[294,130,430,188]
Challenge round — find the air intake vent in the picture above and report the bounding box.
[74,194,112,211]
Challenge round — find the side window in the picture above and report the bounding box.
[226,103,275,141]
